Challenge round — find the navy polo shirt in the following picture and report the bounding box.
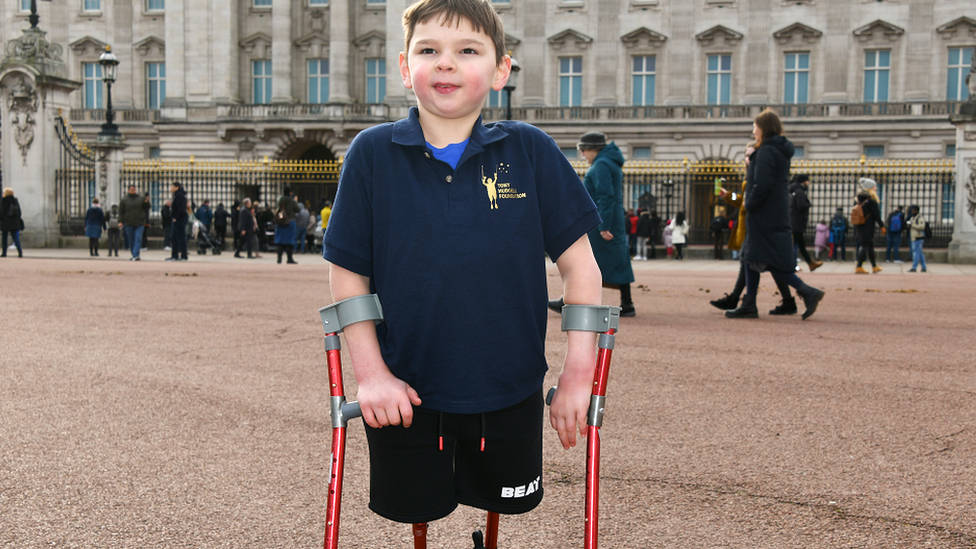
[325,108,599,413]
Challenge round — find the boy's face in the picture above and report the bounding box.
[400,15,511,128]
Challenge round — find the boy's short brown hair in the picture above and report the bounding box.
[402,0,507,65]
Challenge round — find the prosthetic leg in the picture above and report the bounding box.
[319,296,619,549]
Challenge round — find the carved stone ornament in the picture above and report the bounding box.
[6,76,39,164]
[966,132,976,142]
[967,159,976,223]
[4,28,64,65]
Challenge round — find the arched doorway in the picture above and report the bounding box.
[282,141,339,214]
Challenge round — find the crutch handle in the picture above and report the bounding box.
[342,401,362,421]
[546,386,557,406]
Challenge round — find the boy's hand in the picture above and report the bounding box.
[549,357,594,450]
[357,371,422,429]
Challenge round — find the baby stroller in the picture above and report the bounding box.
[319,295,621,549]
[195,222,222,255]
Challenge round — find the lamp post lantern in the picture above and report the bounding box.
[28,0,52,29]
[503,55,520,121]
[98,45,121,138]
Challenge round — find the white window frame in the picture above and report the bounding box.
[365,58,386,104]
[83,62,104,109]
[308,59,330,104]
[706,54,732,105]
[783,52,809,104]
[559,56,583,107]
[863,50,890,103]
[252,60,273,104]
[146,0,165,11]
[83,0,101,11]
[947,47,973,102]
[632,55,656,106]
[147,62,166,110]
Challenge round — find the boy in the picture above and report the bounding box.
[324,0,603,529]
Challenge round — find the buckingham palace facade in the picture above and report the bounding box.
[3,0,973,164]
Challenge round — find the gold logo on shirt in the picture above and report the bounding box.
[482,163,526,210]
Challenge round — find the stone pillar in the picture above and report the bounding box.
[92,143,127,214]
[385,0,409,107]
[0,28,81,247]
[328,0,351,103]
[163,0,187,118]
[949,101,976,263]
[591,0,619,106]
[271,0,294,103]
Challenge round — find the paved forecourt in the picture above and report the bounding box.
[1,251,974,548]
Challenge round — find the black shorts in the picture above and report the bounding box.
[364,388,544,524]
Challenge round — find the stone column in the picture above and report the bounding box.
[328,0,351,103]
[665,1,693,105]
[0,28,81,247]
[949,100,976,263]
[821,1,852,103]
[591,0,619,106]
[385,0,409,108]
[162,0,187,118]
[271,0,294,103]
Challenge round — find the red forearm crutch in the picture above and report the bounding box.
[547,304,621,549]
[319,295,383,549]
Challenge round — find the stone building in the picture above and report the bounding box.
[1,0,972,164]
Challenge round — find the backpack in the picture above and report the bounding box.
[889,214,902,232]
[274,206,289,226]
[850,202,866,226]
[7,202,20,219]
[923,221,933,240]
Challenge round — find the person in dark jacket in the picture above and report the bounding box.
[789,174,822,271]
[234,198,255,258]
[230,200,241,252]
[1,187,24,258]
[160,200,173,250]
[84,198,107,257]
[854,178,886,274]
[274,187,302,264]
[106,204,121,257]
[167,182,189,261]
[646,210,662,258]
[118,185,150,261]
[195,200,214,233]
[549,131,635,316]
[213,202,230,247]
[725,109,824,320]
[709,208,728,260]
[884,205,905,263]
[635,210,653,260]
[829,207,848,261]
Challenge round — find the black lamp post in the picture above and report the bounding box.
[98,45,121,138]
[504,56,520,120]
[28,0,51,29]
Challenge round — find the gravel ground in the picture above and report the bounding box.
[1,251,974,548]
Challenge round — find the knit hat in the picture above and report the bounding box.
[858,177,877,190]
[794,174,810,184]
[577,131,608,149]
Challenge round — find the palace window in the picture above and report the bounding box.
[308,59,330,104]
[83,62,103,109]
[83,0,101,11]
[707,54,731,105]
[863,50,890,103]
[252,60,273,104]
[146,0,164,10]
[366,58,386,104]
[147,63,166,109]
[632,55,656,106]
[947,47,973,101]
[783,52,809,104]
[559,57,583,107]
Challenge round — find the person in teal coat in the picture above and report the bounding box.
[551,131,635,316]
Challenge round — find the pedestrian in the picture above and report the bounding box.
[829,207,848,261]
[161,200,173,251]
[295,202,310,253]
[906,205,927,273]
[106,204,120,257]
[213,202,230,248]
[711,142,797,316]
[709,207,728,260]
[627,208,639,258]
[1,187,25,258]
[323,0,603,536]
[274,186,301,264]
[167,182,189,261]
[306,210,318,253]
[663,221,673,259]
[84,197,107,257]
[141,193,151,251]
[550,130,635,316]
[635,210,652,260]
[231,200,241,252]
[234,198,255,259]
[668,211,688,260]
[647,209,662,258]
[195,200,214,233]
[853,178,885,274]
[885,205,905,263]
[788,174,822,272]
[117,185,150,261]
[724,109,825,320]
[814,219,829,261]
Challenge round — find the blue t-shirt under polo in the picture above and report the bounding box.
[427,139,469,170]
[324,108,600,414]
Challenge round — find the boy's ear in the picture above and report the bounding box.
[491,54,513,92]
[399,51,413,90]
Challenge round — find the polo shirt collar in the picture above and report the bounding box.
[392,107,509,153]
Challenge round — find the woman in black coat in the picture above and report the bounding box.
[853,178,886,274]
[1,187,24,258]
[725,109,825,320]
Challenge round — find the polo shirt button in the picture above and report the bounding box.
[445,175,453,183]
[424,152,431,159]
